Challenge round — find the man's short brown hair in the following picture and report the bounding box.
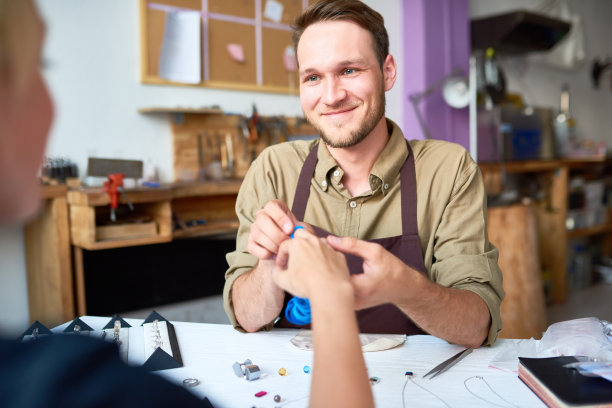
[292,0,389,68]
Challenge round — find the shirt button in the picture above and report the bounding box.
[333,170,340,177]
[321,180,327,187]
[349,201,357,208]
[383,184,389,190]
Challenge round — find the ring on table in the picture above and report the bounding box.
[183,378,200,387]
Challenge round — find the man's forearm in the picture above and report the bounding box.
[394,271,490,347]
[231,260,286,332]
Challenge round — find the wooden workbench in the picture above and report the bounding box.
[25,180,243,325]
[24,185,73,327]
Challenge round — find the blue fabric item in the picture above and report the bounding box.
[285,225,311,325]
[285,296,311,325]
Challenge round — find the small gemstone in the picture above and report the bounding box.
[274,395,281,402]
[278,367,287,376]
[254,391,267,398]
[303,365,311,373]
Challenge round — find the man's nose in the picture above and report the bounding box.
[321,77,347,106]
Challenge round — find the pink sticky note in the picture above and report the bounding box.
[227,43,245,63]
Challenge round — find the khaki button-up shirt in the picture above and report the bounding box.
[224,119,504,345]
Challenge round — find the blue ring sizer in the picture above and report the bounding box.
[285,226,312,325]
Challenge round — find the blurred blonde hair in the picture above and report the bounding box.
[0,0,39,93]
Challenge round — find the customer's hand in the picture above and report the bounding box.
[272,228,351,301]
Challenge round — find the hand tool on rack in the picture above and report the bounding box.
[237,116,250,161]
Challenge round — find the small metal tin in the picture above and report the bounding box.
[245,364,261,381]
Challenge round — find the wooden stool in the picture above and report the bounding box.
[488,203,547,339]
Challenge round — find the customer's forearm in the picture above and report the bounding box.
[232,260,285,332]
[310,285,374,408]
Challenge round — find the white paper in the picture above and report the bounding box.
[158,11,201,84]
[264,0,284,23]
[290,330,406,352]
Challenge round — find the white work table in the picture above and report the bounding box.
[55,316,545,408]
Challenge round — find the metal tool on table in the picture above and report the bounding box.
[423,347,473,379]
[103,173,134,222]
[87,158,143,222]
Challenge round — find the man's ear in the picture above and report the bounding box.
[382,54,397,92]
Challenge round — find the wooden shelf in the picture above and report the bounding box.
[40,184,68,199]
[173,220,240,239]
[479,156,612,173]
[567,223,612,239]
[172,179,242,198]
[479,160,562,173]
[68,180,242,250]
[138,107,224,115]
[68,186,173,207]
[78,235,173,251]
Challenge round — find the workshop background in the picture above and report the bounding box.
[1,0,612,336]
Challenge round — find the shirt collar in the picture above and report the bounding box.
[314,119,408,195]
[370,119,409,195]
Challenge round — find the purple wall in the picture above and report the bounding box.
[401,0,469,149]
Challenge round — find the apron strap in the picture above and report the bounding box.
[401,143,418,236]
[291,144,319,221]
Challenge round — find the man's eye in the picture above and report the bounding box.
[344,68,355,75]
[306,75,319,82]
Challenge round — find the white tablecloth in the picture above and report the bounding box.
[55,316,545,408]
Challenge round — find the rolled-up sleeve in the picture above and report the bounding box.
[429,158,504,346]
[223,154,271,331]
[223,143,308,331]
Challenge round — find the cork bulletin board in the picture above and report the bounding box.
[139,0,316,94]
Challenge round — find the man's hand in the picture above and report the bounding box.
[326,235,414,310]
[233,200,313,332]
[327,235,491,347]
[247,200,299,260]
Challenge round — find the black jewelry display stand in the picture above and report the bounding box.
[102,314,132,329]
[141,310,183,371]
[63,317,94,333]
[18,321,53,341]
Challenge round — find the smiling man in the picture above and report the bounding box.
[224,0,504,348]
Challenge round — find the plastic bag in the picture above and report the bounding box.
[537,317,612,361]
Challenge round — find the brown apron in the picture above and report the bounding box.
[276,141,427,335]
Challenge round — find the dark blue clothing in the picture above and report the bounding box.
[0,335,212,408]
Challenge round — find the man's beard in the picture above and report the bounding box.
[309,87,386,149]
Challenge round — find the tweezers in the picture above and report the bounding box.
[423,347,473,379]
